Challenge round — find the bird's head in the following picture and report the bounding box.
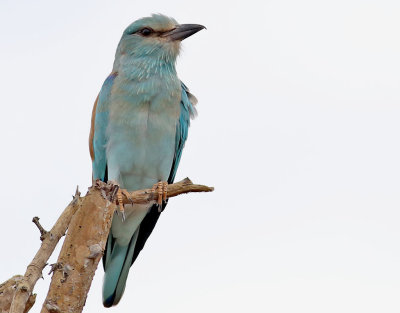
[114,14,205,65]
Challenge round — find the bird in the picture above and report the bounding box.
[88,14,204,307]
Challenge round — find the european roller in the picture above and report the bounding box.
[88,14,204,307]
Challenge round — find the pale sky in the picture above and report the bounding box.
[0,0,399,312]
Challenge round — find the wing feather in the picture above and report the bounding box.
[90,72,118,181]
[167,82,197,183]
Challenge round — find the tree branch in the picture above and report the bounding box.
[32,217,48,241]
[0,276,36,313]
[118,177,214,205]
[41,178,213,313]
[40,183,117,313]
[6,188,82,313]
[2,179,213,313]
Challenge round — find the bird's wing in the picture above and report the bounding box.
[168,81,197,183]
[89,72,118,182]
[130,82,197,265]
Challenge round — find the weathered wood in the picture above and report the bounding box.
[8,188,82,313]
[40,178,213,313]
[41,186,116,313]
[0,276,36,313]
[120,177,214,205]
[3,178,213,313]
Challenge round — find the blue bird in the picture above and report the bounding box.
[88,14,204,307]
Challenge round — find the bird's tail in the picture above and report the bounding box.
[102,228,140,307]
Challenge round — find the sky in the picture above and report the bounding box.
[0,0,399,312]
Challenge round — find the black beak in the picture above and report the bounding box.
[162,24,206,41]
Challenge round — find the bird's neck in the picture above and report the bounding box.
[114,54,177,81]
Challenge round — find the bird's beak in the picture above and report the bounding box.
[162,24,206,41]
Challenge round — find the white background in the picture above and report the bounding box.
[0,0,399,312]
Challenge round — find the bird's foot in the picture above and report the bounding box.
[151,181,168,212]
[116,188,132,221]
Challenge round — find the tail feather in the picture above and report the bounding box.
[102,227,140,307]
[102,204,163,307]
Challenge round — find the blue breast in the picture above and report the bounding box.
[105,71,182,191]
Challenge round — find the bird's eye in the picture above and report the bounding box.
[140,28,153,36]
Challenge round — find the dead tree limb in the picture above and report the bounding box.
[120,177,214,204]
[2,178,213,313]
[0,276,36,313]
[7,188,82,313]
[40,183,117,313]
[41,178,213,313]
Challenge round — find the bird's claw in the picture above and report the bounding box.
[116,188,132,221]
[151,181,168,212]
[116,209,126,222]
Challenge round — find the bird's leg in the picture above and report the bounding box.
[116,188,132,222]
[151,181,168,212]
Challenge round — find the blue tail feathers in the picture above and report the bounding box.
[102,228,140,307]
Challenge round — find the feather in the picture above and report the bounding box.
[90,14,203,307]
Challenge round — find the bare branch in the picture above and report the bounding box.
[8,187,82,313]
[32,217,48,241]
[3,179,212,313]
[114,177,214,205]
[41,178,213,313]
[41,184,117,313]
[0,276,36,313]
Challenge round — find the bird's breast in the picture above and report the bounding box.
[105,75,181,191]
